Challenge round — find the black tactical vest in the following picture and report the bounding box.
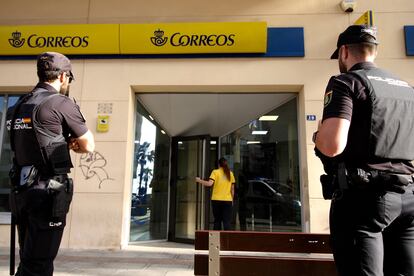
[7,87,73,175]
[351,68,414,161]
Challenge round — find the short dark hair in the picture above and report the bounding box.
[37,70,63,83]
[347,42,377,59]
[36,52,74,83]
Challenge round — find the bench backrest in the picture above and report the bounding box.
[194,230,337,276]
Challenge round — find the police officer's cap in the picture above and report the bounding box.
[37,52,74,80]
[331,25,379,59]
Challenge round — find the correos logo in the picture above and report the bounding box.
[9,31,25,48]
[8,30,89,48]
[150,28,235,47]
[150,29,168,46]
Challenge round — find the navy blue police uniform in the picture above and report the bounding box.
[7,81,88,276]
[321,61,414,276]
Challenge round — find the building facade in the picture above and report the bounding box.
[0,0,413,249]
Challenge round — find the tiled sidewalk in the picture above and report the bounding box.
[0,242,194,276]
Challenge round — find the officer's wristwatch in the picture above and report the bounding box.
[312,131,318,143]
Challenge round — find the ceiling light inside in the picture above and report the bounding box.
[247,141,261,144]
[259,115,279,121]
[252,130,268,135]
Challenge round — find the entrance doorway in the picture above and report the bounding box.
[130,92,302,244]
[169,135,213,242]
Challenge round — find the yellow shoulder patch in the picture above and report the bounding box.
[324,91,333,107]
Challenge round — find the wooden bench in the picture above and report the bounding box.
[194,230,337,276]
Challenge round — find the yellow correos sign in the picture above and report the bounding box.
[0,24,119,55]
[0,22,267,55]
[122,22,267,54]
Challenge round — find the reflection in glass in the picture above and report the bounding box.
[130,99,170,241]
[0,95,22,212]
[175,140,199,240]
[220,97,301,232]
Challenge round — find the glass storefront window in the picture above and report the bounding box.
[220,96,301,232]
[0,95,22,222]
[130,98,170,241]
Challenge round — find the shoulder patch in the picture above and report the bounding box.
[324,91,333,107]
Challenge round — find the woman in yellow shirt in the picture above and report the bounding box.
[195,157,235,230]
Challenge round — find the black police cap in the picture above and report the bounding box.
[37,52,74,80]
[331,25,379,59]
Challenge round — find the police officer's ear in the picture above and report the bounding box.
[58,72,66,84]
[339,45,349,60]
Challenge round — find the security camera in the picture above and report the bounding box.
[340,0,356,13]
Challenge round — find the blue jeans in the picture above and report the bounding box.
[330,183,414,276]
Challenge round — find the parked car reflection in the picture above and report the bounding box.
[243,179,301,226]
[131,192,151,217]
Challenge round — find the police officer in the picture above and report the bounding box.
[314,25,414,276]
[7,52,95,275]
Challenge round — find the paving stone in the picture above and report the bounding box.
[0,242,194,276]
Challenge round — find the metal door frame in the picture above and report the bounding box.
[168,135,211,243]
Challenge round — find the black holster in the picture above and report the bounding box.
[320,174,336,199]
[47,177,73,218]
[314,147,343,200]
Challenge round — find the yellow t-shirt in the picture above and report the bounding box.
[209,168,235,201]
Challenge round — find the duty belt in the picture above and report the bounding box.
[40,174,68,182]
[343,167,414,193]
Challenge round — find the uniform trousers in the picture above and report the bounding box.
[330,183,414,276]
[10,183,65,276]
[211,200,233,230]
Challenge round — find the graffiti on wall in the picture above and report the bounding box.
[79,151,114,189]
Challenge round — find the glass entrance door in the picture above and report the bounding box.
[169,135,211,242]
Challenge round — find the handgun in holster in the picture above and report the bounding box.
[47,177,74,218]
[347,168,411,194]
[315,147,343,200]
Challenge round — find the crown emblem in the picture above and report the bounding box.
[150,29,168,47]
[154,29,164,38]
[8,31,25,48]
